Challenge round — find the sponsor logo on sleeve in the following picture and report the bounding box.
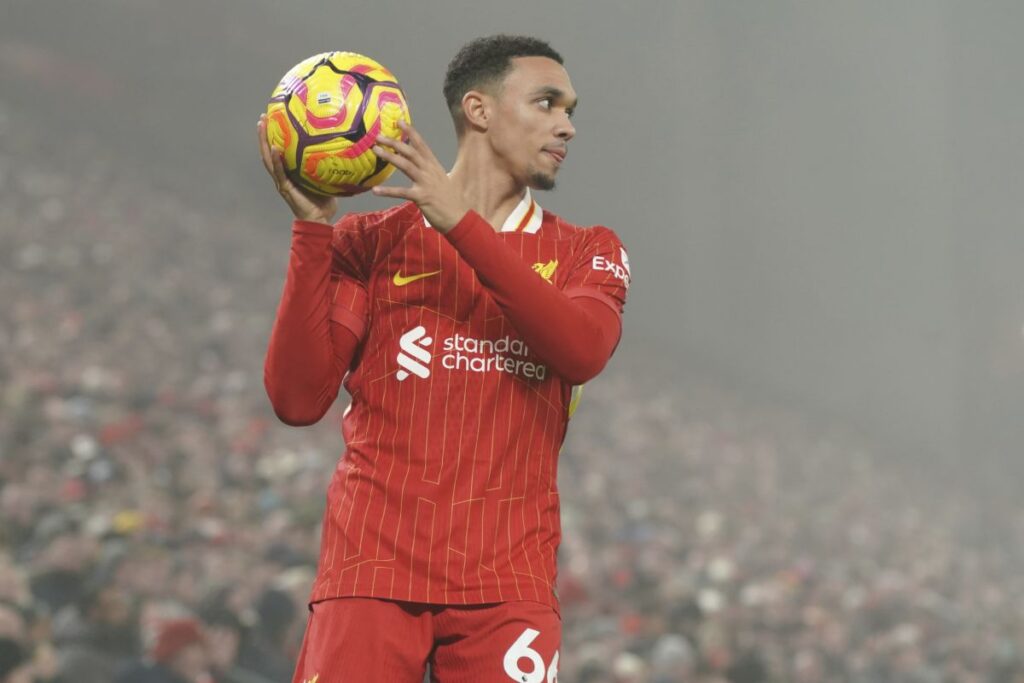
[592,249,631,287]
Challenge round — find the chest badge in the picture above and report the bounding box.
[531,259,558,283]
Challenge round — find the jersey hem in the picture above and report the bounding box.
[308,583,561,617]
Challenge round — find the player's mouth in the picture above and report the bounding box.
[543,147,566,164]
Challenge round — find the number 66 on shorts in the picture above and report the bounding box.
[504,628,559,683]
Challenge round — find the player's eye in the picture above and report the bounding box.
[537,97,553,110]
[566,107,576,119]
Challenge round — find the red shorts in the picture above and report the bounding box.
[290,597,561,683]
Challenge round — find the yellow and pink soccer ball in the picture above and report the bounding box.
[265,51,411,196]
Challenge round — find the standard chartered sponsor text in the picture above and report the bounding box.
[441,333,547,380]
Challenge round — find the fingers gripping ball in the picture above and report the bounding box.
[266,52,412,196]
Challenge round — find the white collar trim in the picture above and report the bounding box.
[422,188,544,234]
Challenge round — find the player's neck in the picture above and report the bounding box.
[449,148,527,232]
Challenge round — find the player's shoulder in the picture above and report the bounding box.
[541,210,626,249]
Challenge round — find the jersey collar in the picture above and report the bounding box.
[422,188,544,234]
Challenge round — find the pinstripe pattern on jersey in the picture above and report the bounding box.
[310,201,628,612]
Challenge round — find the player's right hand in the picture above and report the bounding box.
[258,113,337,225]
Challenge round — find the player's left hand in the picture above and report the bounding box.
[372,120,469,234]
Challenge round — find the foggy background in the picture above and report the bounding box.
[2,1,1024,681]
[5,0,1021,463]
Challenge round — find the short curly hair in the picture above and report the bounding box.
[443,35,563,134]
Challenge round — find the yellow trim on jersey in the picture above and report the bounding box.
[568,385,584,419]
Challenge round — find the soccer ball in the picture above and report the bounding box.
[265,51,411,197]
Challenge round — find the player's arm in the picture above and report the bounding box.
[444,214,625,384]
[258,115,368,425]
[371,121,626,384]
[263,221,368,425]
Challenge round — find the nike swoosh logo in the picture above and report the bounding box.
[393,269,441,287]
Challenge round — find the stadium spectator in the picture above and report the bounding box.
[197,602,273,683]
[115,618,208,683]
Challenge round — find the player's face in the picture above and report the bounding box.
[489,57,577,191]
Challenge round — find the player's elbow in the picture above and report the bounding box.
[549,300,621,384]
[551,321,619,384]
[270,403,326,427]
[264,376,329,426]
[555,349,609,385]
[266,393,327,426]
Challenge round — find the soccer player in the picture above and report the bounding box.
[259,35,630,683]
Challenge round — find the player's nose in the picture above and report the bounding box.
[555,115,575,141]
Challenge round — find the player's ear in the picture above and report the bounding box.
[461,90,490,133]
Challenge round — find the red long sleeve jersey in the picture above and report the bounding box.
[295,195,629,612]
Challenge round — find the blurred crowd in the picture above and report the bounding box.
[2,101,1024,683]
[0,103,324,683]
[558,374,1024,683]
